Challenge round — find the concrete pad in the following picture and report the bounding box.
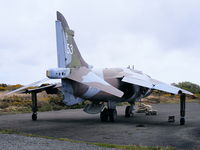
[0,103,200,149]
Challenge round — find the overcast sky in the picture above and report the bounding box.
[0,0,200,85]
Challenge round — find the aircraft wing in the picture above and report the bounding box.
[150,79,193,95]
[67,67,124,98]
[122,74,193,95]
[23,84,60,94]
[122,76,153,88]
[3,78,61,96]
[122,70,154,89]
[4,78,50,95]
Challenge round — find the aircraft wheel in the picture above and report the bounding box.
[108,109,117,122]
[32,113,37,121]
[100,108,108,122]
[180,118,185,125]
[125,106,131,118]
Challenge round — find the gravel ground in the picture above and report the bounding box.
[0,134,116,150]
[0,103,200,150]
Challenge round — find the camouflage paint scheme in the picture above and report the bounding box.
[45,11,192,106]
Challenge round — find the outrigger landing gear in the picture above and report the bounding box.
[32,112,37,121]
[179,92,186,125]
[25,84,55,121]
[100,101,117,122]
[31,92,38,121]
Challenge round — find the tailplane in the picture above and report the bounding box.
[55,11,89,68]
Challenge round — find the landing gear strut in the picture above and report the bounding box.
[100,101,117,122]
[180,92,186,125]
[125,104,134,117]
[31,92,38,121]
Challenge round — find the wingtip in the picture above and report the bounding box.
[179,89,194,96]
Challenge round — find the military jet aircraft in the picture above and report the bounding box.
[6,11,192,122]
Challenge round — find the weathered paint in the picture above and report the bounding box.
[43,11,193,106]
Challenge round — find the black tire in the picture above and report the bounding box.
[108,109,117,122]
[180,118,185,125]
[100,108,108,122]
[32,113,37,121]
[125,106,131,118]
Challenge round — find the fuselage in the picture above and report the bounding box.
[65,67,152,104]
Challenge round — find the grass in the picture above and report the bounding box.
[0,129,176,150]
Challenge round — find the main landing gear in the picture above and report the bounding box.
[100,108,117,122]
[125,103,135,117]
[100,102,135,122]
[100,101,117,122]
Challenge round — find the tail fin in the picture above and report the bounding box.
[55,11,89,68]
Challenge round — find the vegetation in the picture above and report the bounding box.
[142,92,200,104]
[172,81,200,94]
[0,92,88,114]
[0,84,23,91]
[0,129,176,150]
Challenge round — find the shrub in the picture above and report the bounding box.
[0,87,6,91]
[172,82,200,94]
